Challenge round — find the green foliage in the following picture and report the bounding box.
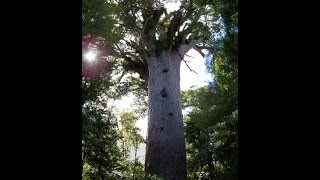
[213,0,238,33]
[183,86,237,179]
[116,74,148,97]
[182,0,238,179]
[132,91,148,116]
[117,111,146,179]
[118,159,145,179]
[82,72,147,179]
[82,62,124,179]
[182,87,215,179]
[119,112,145,157]
[83,0,214,64]
[82,0,121,44]
[195,0,215,7]
[82,61,146,179]
[82,100,123,179]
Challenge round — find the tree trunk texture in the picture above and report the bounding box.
[145,50,187,179]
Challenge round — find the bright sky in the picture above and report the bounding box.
[165,1,181,12]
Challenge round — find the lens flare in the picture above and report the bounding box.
[84,51,97,62]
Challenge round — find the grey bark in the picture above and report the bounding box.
[145,49,187,180]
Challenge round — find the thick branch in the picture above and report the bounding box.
[115,43,149,82]
[178,36,204,57]
[142,8,165,38]
[141,7,166,55]
[182,0,195,22]
[178,9,211,45]
[195,45,215,54]
[124,39,149,58]
[196,45,214,50]
[174,10,211,49]
[193,45,205,57]
[167,11,183,47]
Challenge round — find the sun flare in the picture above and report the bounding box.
[84,51,97,62]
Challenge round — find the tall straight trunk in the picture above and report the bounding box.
[145,50,187,179]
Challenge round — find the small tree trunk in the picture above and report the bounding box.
[133,139,138,180]
[145,50,187,179]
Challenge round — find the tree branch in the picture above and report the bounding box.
[196,45,214,50]
[182,0,195,22]
[195,45,216,54]
[179,9,211,44]
[124,39,148,58]
[167,10,183,47]
[115,43,136,67]
[178,36,204,57]
[142,8,165,37]
[193,45,205,57]
[184,53,195,58]
[182,58,198,74]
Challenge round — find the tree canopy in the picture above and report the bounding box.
[82,0,215,88]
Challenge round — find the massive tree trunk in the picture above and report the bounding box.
[145,49,187,179]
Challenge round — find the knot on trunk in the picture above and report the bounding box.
[160,88,167,97]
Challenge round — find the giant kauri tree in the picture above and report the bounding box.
[82,0,214,178]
